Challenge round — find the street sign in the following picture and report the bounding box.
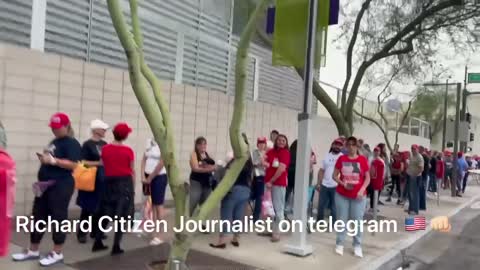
[446,120,469,142]
[468,73,480,83]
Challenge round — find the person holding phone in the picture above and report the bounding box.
[333,136,370,258]
[12,113,81,266]
[264,134,290,242]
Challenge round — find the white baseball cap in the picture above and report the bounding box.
[90,119,109,130]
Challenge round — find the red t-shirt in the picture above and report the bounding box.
[265,148,291,187]
[335,154,369,199]
[436,159,445,179]
[101,144,135,177]
[370,158,385,191]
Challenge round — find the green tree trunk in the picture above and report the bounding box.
[107,0,268,268]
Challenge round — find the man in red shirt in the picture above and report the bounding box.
[368,148,385,212]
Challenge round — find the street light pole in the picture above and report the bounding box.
[284,0,316,257]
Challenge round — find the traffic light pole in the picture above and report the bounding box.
[452,83,461,197]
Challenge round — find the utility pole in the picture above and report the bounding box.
[452,83,462,197]
[460,66,468,153]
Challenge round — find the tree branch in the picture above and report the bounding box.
[354,109,392,152]
[394,100,413,149]
[341,0,373,112]
[344,0,464,128]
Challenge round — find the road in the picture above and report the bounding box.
[402,200,480,270]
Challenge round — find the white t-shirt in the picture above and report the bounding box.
[321,152,342,188]
[144,139,166,175]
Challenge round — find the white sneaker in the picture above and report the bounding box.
[39,252,64,267]
[354,246,363,258]
[12,249,40,261]
[335,245,344,256]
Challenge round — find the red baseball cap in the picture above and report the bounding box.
[333,138,344,145]
[374,147,380,152]
[458,151,464,158]
[257,137,267,144]
[113,122,132,138]
[411,144,419,150]
[49,112,70,129]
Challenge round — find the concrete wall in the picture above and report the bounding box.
[0,43,298,215]
[0,43,430,216]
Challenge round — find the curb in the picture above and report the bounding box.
[357,193,480,270]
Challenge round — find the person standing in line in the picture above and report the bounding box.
[210,158,253,249]
[0,122,16,258]
[285,139,298,215]
[406,145,424,215]
[189,137,216,215]
[387,152,403,204]
[436,152,445,192]
[456,152,468,197]
[462,154,473,194]
[316,138,343,222]
[400,151,410,205]
[266,130,279,149]
[141,138,168,245]
[443,151,453,190]
[76,119,109,244]
[251,137,268,222]
[92,123,135,255]
[264,134,290,242]
[12,113,81,266]
[376,143,389,206]
[368,147,385,212]
[418,146,429,211]
[428,151,438,195]
[333,136,370,258]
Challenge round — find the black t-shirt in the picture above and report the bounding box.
[37,136,82,181]
[82,139,107,161]
[234,160,253,187]
[430,157,437,174]
[422,154,429,177]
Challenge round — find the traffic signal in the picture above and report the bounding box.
[466,113,472,124]
[470,133,475,142]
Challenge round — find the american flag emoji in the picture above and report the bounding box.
[405,216,426,231]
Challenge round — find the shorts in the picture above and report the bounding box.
[146,173,168,206]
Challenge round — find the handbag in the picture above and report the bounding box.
[73,162,97,192]
[261,189,275,218]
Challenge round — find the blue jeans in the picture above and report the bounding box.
[251,176,265,222]
[419,175,427,211]
[317,186,336,222]
[408,175,420,214]
[271,186,286,233]
[335,193,366,247]
[220,185,251,235]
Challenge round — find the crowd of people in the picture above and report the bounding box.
[0,112,478,266]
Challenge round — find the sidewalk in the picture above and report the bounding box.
[192,184,480,270]
[1,184,479,270]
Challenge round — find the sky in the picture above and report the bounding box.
[317,14,480,112]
